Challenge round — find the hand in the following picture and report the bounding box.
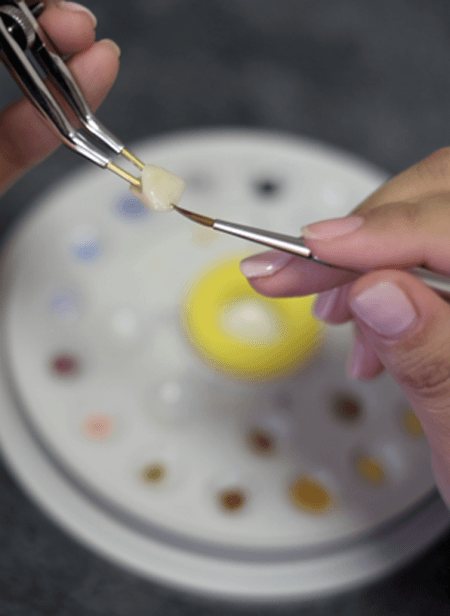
[0,1,120,194]
[240,147,450,506]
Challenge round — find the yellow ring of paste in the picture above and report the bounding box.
[181,257,323,380]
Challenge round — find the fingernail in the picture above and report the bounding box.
[350,282,417,337]
[239,251,294,278]
[59,2,97,27]
[301,216,363,240]
[100,39,121,57]
[347,334,365,379]
[313,288,340,320]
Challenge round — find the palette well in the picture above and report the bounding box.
[0,129,448,602]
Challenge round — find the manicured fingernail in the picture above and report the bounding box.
[240,251,294,278]
[301,216,363,240]
[313,288,340,320]
[347,334,365,379]
[100,39,121,57]
[350,282,417,337]
[59,2,97,27]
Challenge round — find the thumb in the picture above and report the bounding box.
[347,269,450,503]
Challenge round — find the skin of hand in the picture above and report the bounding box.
[0,0,120,194]
[240,147,450,506]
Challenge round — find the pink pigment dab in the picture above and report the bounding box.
[81,412,115,442]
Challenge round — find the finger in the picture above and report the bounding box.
[346,268,450,505]
[0,39,120,191]
[353,147,450,212]
[347,324,385,380]
[240,250,358,297]
[39,2,97,54]
[314,287,385,379]
[301,194,450,275]
[313,283,353,324]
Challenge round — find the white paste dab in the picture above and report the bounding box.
[131,164,186,212]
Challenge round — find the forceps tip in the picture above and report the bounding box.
[107,161,141,187]
[120,147,145,170]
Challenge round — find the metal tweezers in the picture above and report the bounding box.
[0,0,143,186]
[174,205,450,297]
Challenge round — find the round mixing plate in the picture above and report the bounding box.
[0,130,447,601]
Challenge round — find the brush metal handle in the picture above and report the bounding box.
[408,266,450,297]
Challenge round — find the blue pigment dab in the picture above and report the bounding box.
[72,235,102,262]
[114,194,150,221]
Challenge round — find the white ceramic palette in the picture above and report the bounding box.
[0,129,448,602]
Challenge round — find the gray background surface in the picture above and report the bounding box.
[1,0,450,614]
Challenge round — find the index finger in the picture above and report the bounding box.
[38,2,97,54]
[240,250,358,297]
[354,147,450,213]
